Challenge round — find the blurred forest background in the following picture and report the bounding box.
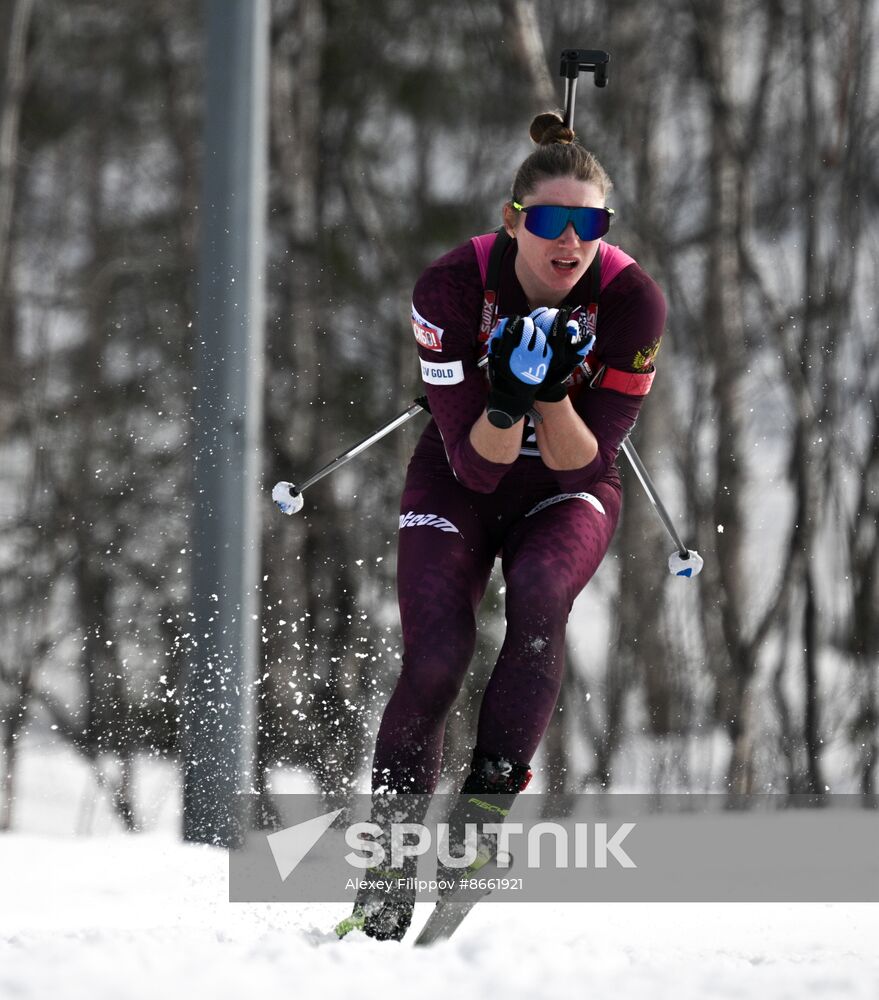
[0,0,877,833]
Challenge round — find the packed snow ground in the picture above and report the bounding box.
[2,829,878,1000]
[3,735,879,999]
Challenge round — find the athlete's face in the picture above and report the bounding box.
[503,176,606,308]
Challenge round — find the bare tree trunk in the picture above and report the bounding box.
[0,0,33,302]
[0,674,29,831]
[589,619,632,789]
[689,0,757,792]
[498,0,555,107]
[790,0,831,795]
[541,660,574,809]
[802,567,823,792]
[268,1,368,798]
[835,0,879,797]
[849,438,879,797]
[112,754,138,832]
[861,664,878,797]
[151,4,200,259]
[616,2,682,744]
[267,0,326,749]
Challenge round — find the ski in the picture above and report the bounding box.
[413,851,513,946]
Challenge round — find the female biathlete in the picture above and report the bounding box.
[340,111,666,940]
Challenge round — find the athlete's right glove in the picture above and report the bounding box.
[486,315,552,428]
[529,306,596,402]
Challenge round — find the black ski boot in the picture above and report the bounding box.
[335,859,417,941]
[437,752,532,889]
[335,793,424,941]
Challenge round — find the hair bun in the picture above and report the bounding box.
[529,111,575,146]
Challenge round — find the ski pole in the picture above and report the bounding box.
[271,401,425,516]
[271,357,494,515]
[619,438,703,577]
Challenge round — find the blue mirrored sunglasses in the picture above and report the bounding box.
[511,202,614,241]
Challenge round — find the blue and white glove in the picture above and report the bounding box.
[486,315,553,428]
[530,306,596,402]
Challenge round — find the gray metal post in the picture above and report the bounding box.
[184,0,269,846]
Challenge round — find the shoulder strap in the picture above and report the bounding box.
[470,231,501,285]
[471,229,512,343]
[484,229,513,289]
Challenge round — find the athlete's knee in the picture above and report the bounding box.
[400,589,479,662]
[503,566,575,632]
[396,653,467,718]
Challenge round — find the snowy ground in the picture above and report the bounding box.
[3,731,879,998]
[1,829,878,1000]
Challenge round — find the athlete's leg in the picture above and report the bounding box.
[372,471,497,793]
[474,482,622,763]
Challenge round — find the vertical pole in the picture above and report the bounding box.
[184,0,269,846]
[562,75,578,129]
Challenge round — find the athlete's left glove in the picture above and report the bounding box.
[529,306,596,402]
[486,315,552,428]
